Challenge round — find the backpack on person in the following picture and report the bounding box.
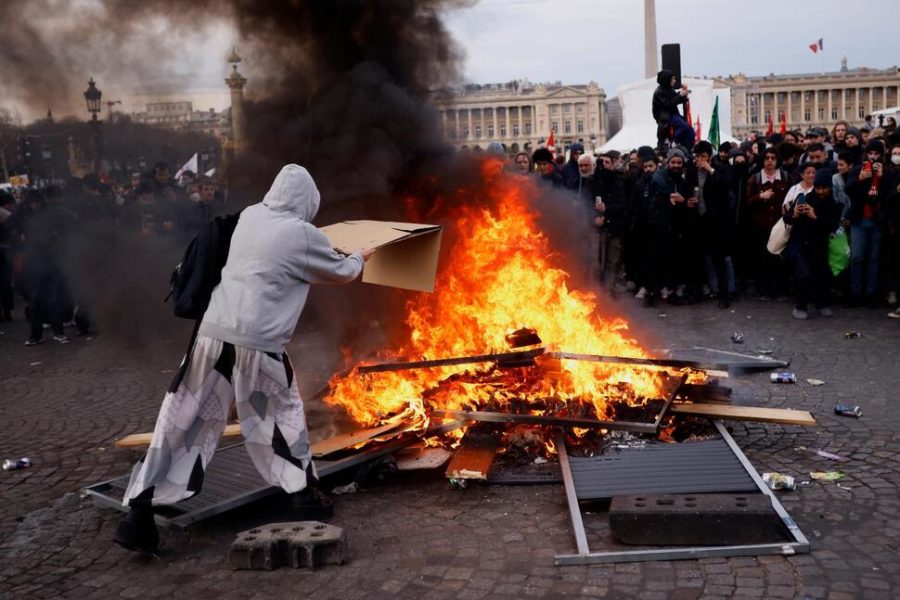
[166,212,241,320]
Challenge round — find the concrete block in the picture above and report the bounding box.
[230,521,347,570]
[609,494,789,546]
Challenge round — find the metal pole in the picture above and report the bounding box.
[555,430,590,557]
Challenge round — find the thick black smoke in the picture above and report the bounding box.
[3,1,475,357]
[0,0,467,208]
[6,2,602,377]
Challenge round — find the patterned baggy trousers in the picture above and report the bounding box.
[122,335,312,507]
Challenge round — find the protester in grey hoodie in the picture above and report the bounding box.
[115,164,373,556]
[199,164,366,351]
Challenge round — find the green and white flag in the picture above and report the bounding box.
[709,97,721,150]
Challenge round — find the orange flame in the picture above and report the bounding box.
[326,159,669,427]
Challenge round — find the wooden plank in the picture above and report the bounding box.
[652,373,688,429]
[116,420,412,454]
[670,404,816,427]
[445,426,500,480]
[395,446,453,471]
[357,347,546,374]
[311,420,410,458]
[548,351,733,373]
[115,424,243,448]
[431,409,658,433]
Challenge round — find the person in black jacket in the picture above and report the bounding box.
[846,140,889,307]
[531,148,563,187]
[17,190,78,345]
[652,69,694,152]
[594,152,628,292]
[692,141,736,308]
[783,168,841,319]
[626,154,659,298]
[0,192,17,322]
[643,148,694,306]
[560,142,585,190]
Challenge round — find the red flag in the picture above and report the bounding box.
[766,113,774,136]
[694,116,702,141]
[779,112,787,135]
[683,101,692,133]
[546,129,556,158]
[808,42,819,54]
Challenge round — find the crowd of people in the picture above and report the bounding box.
[508,115,900,320]
[0,162,227,345]
[3,115,900,349]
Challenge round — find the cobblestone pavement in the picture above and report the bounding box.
[1,296,899,599]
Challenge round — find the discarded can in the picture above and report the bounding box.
[844,331,862,339]
[770,372,797,384]
[2,457,31,471]
[834,404,862,418]
[731,332,744,344]
[762,472,796,491]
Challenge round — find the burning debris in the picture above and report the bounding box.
[325,161,690,434]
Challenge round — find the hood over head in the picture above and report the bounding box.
[262,164,321,222]
[657,69,675,87]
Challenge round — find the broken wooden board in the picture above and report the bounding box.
[311,420,412,458]
[548,351,733,373]
[431,409,658,434]
[670,404,816,427]
[445,426,501,480]
[115,424,243,448]
[394,446,453,471]
[357,347,546,374]
[116,420,414,455]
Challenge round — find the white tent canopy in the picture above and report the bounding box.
[599,77,735,153]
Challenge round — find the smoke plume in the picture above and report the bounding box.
[4,1,478,355]
[1,0,468,207]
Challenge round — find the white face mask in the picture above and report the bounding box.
[892,155,900,166]
[189,193,201,202]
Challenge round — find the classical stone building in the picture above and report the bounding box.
[725,60,900,138]
[132,101,232,138]
[431,80,607,154]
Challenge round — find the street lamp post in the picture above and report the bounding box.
[84,77,103,173]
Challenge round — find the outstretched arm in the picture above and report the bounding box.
[297,227,368,284]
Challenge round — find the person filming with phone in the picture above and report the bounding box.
[782,165,841,319]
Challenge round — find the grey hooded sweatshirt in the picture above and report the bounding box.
[199,165,364,353]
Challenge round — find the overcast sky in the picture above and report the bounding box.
[6,0,898,122]
[443,0,900,93]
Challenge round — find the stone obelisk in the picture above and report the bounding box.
[644,0,658,78]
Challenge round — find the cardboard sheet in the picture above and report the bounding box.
[320,220,442,292]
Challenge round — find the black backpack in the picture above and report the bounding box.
[167,212,241,319]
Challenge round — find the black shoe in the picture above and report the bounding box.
[113,506,160,556]
[0,310,10,322]
[289,486,335,520]
[644,293,657,308]
[865,295,880,309]
[718,297,731,309]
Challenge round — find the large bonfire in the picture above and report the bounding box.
[325,159,669,429]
